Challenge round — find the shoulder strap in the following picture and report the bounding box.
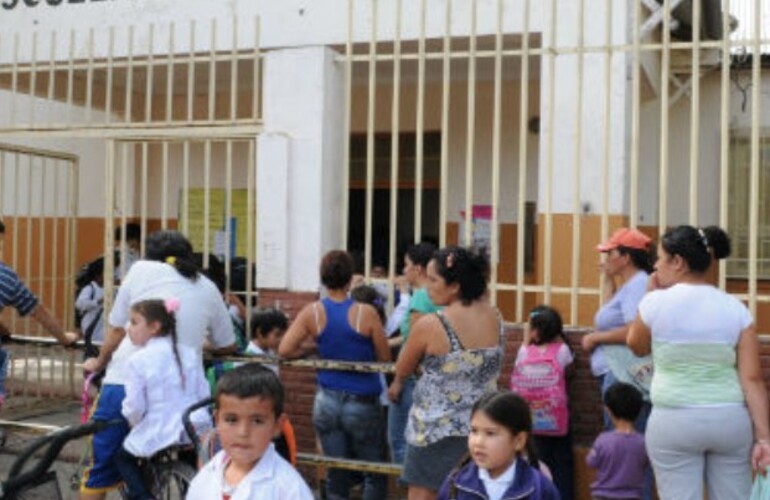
[496,309,505,346]
[313,302,321,335]
[355,304,363,331]
[435,311,463,351]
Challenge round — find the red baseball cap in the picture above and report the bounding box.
[596,228,652,252]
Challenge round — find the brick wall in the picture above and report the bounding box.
[268,289,770,498]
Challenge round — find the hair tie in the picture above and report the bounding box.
[165,256,176,266]
[697,228,709,249]
[164,297,181,313]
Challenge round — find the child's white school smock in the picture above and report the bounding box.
[186,445,315,500]
[121,335,210,457]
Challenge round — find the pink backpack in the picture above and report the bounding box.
[509,343,569,436]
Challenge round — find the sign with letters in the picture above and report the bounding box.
[2,0,113,10]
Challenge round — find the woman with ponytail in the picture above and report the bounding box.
[628,225,770,499]
[388,246,505,499]
[79,231,236,500]
[114,298,211,500]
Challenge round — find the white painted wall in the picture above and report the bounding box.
[0,0,546,63]
[636,69,770,226]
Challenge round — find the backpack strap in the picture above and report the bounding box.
[435,311,463,351]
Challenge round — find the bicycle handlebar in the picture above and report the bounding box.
[181,397,213,450]
[1,419,121,498]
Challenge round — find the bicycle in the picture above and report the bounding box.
[0,419,119,500]
[116,445,197,500]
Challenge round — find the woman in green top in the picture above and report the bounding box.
[628,225,770,500]
[387,242,440,465]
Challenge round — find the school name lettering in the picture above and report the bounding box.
[2,0,116,10]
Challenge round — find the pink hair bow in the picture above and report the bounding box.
[164,297,181,313]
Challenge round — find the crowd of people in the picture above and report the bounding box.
[1,221,770,500]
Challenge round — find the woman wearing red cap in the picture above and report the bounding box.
[582,228,655,497]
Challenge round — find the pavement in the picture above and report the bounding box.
[0,399,124,500]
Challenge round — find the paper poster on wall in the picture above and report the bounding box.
[179,188,252,259]
[459,204,493,252]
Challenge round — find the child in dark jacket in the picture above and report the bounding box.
[438,391,560,500]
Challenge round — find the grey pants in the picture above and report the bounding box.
[646,405,752,500]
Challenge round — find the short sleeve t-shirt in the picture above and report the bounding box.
[515,342,574,368]
[639,283,752,407]
[399,288,440,340]
[0,263,39,316]
[587,431,648,499]
[104,260,235,385]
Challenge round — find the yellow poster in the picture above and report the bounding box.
[179,188,252,259]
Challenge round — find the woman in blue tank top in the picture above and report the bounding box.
[279,250,391,500]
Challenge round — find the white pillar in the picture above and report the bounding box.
[257,46,345,292]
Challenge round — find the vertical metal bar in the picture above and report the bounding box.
[658,0,672,234]
[119,144,129,279]
[688,0,701,225]
[11,154,20,333]
[489,0,503,307]
[364,0,378,277]
[104,141,116,322]
[463,0,478,246]
[748,0,761,316]
[204,140,211,257]
[628,0,639,228]
[543,0,558,303]
[140,143,148,257]
[125,26,135,123]
[230,17,239,123]
[182,142,190,234]
[51,161,60,325]
[718,0,731,291]
[46,31,56,127]
[252,16,261,120]
[188,20,196,123]
[161,142,169,229]
[569,0,586,325]
[208,19,217,122]
[166,23,175,124]
[600,0,617,305]
[25,155,33,334]
[414,0,427,243]
[66,30,75,126]
[85,28,95,123]
[341,0,354,249]
[246,139,256,334]
[225,140,234,292]
[105,26,115,125]
[439,0,451,247]
[145,24,155,123]
[38,160,47,325]
[29,32,38,127]
[10,32,20,126]
[65,158,77,329]
[387,0,402,286]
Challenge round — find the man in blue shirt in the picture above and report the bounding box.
[0,220,79,411]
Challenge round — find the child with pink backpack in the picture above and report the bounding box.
[510,305,574,500]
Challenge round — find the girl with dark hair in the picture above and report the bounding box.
[437,391,559,500]
[389,246,504,500]
[628,225,770,499]
[79,230,236,500]
[114,298,210,500]
[279,250,391,500]
[510,305,574,500]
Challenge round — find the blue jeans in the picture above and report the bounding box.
[600,371,653,500]
[0,347,8,401]
[313,387,387,500]
[387,376,415,464]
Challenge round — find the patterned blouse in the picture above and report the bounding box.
[405,310,504,447]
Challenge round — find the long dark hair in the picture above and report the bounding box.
[130,299,185,387]
[529,305,571,353]
[144,231,200,281]
[447,391,538,498]
[660,225,730,273]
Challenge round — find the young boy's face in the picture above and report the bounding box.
[215,394,284,471]
[263,328,284,352]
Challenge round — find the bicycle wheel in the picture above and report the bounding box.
[151,461,196,500]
